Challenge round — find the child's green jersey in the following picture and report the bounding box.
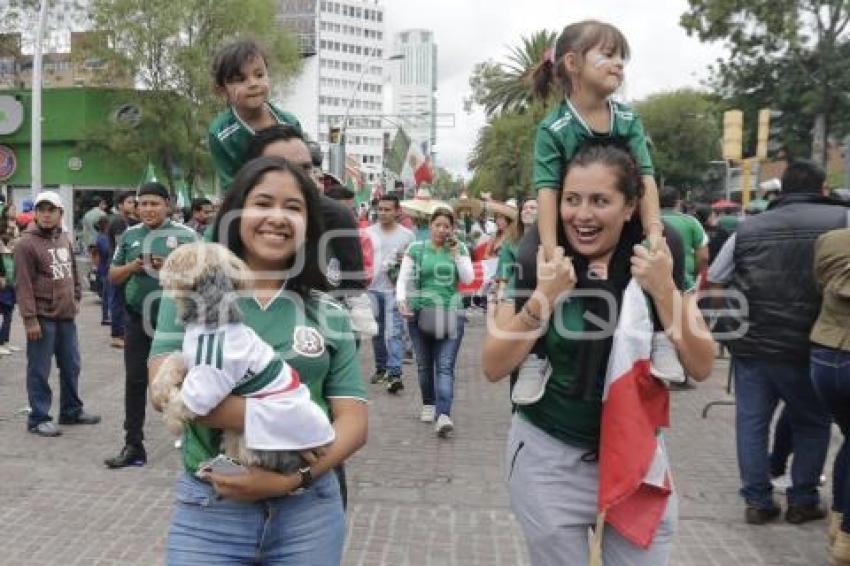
[533,99,654,192]
[208,102,302,191]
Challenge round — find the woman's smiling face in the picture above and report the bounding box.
[239,170,307,273]
[560,162,635,262]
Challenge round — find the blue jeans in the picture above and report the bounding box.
[0,299,13,344]
[100,277,111,323]
[810,346,850,532]
[734,357,831,508]
[769,406,793,477]
[109,283,126,338]
[369,290,404,375]
[167,471,345,565]
[26,318,84,428]
[407,314,465,417]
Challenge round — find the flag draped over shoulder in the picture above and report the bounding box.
[598,279,672,549]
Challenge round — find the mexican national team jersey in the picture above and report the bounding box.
[111,220,197,318]
[533,98,654,192]
[406,240,470,311]
[180,322,335,452]
[151,288,366,473]
[208,102,302,191]
[661,210,709,290]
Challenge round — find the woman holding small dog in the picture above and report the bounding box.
[149,156,367,565]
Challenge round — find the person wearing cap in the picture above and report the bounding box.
[16,198,34,230]
[104,182,198,468]
[14,191,101,437]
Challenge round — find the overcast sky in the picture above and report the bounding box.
[384,0,727,178]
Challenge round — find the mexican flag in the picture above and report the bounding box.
[385,128,433,187]
[595,279,672,555]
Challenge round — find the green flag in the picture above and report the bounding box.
[385,128,410,176]
[139,161,158,186]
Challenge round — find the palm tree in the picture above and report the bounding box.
[468,30,557,117]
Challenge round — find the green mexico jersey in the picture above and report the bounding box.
[111,220,197,317]
[518,297,604,449]
[408,240,469,311]
[150,289,366,473]
[533,99,654,192]
[208,102,302,191]
[661,210,708,290]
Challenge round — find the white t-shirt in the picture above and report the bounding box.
[180,322,335,451]
[367,223,414,292]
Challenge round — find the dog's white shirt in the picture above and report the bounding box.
[181,323,335,451]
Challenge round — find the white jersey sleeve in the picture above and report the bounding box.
[180,323,275,415]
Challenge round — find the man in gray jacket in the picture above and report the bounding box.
[15,191,100,437]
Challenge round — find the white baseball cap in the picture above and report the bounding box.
[34,191,63,209]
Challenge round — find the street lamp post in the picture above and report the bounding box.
[328,49,403,181]
[31,0,50,197]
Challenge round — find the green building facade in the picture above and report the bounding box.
[0,88,165,229]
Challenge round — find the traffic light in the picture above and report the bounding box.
[722,109,743,161]
[756,108,783,160]
[329,126,341,145]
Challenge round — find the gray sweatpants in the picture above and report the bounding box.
[506,414,678,566]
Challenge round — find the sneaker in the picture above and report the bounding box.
[829,511,844,547]
[650,332,686,384]
[770,473,792,493]
[785,503,826,524]
[111,337,125,349]
[511,354,551,405]
[370,370,387,384]
[0,346,10,356]
[435,414,454,438]
[104,445,147,469]
[347,294,378,337]
[833,531,850,565]
[420,405,436,423]
[58,410,101,425]
[5,344,21,352]
[386,374,404,394]
[745,503,781,525]
[28,421,62,437]
[174,438,183,450]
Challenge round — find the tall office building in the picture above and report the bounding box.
[390,29,437,157]
[277,0,388,184]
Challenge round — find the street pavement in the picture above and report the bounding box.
[0,293,840,565]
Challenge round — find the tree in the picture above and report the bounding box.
[467,30,556,117]
[82,0,301,192]
[681,0,850,164]
[633,89,722,190]
[466,109,540,201]
[430,166,465,200]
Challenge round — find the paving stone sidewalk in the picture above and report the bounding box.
[0,297,839,565]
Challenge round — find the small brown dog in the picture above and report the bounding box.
[150,242,334,474]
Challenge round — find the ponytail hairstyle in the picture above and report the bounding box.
[530,20,630,101]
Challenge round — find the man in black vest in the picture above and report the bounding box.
[708,160,848,526]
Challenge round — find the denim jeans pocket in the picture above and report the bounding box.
[291,472,341,503]
[174,473,215,507]
[811,347,850,370]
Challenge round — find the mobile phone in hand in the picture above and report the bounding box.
[196,454,247,477]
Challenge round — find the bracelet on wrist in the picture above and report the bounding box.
[519,302,543,328]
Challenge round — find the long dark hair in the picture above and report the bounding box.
[530,20,630,101]
[212,156,328,297]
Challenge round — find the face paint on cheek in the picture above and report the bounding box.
[592,54,612,69]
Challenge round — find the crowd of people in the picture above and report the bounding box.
[1,21,849,565]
